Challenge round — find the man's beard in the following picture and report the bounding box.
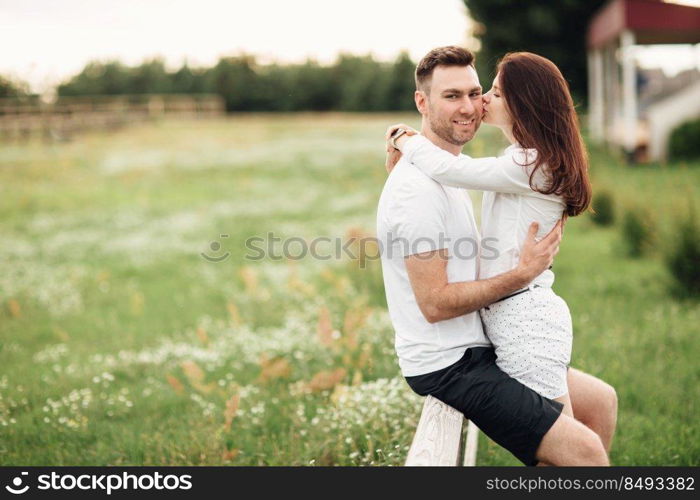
[428,110,480,146]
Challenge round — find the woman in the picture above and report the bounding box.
[385,52,592,417]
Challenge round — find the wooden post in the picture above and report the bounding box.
[405,395,464,466]
[462,420,479,467]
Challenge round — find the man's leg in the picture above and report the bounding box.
[422,348,611,466]
[568,367,618,452]
[536,412,609,466]
[537,393,600,467]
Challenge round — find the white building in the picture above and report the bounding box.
[587,0,700,161]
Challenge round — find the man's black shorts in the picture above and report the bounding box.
[404,346,563,466]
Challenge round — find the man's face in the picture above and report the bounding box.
[421,65,483,146]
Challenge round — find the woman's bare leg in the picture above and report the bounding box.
[554,392,574,418]
[567,367,618,452]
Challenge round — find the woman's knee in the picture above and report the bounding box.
[594,381,618,431]
[569,369,617,425]
[604,383,618,416]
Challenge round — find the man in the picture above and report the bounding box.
[376,46,617,466]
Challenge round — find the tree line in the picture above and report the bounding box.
[0,75,29,99]
[5,1,606,111]
[57,1,602,111]
[55,53,418,112]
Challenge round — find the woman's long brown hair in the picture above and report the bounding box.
[498,52,592,216]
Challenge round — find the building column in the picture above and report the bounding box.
[588,48,605,143]
[620,29,637,160]
[602,42,618,150]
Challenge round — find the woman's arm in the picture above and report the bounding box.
[399,134,541,194]
[384,124,420,174]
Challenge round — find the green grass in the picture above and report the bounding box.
[0,114,698,466]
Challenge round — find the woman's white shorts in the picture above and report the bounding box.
[480,285,572,400]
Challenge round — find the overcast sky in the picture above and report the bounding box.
[1,0,699,93]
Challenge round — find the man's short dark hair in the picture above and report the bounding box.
[415,46,475,94]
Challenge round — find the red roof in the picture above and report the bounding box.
[587,0,700,48]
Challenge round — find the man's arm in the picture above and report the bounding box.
[406,221,561,323]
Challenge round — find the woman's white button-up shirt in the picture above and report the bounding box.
[402,134,566,287]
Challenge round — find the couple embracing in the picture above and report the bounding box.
[376,46,618,466]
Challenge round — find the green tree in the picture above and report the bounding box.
[285,61,337,111]
[332,54,390,111]
[0,75,28,98]
[209,56,261,111]
[58,61,130,96]
[386,51,418,111]
[171,64,208,94]
[464,0,606,103]
[129,59,172,94]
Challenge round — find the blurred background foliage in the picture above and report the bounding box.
[0,0,609,111]
[55,53,418,113]
[0,75,29,99]
[465,0,607,102]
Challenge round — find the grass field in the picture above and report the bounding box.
[0,114,698,466]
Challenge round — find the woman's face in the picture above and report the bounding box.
[482,73,513,129]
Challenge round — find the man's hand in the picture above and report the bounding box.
[516,220,563,284]
[405,226,562,323]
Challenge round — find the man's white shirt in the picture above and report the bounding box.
[376,157,491,377]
